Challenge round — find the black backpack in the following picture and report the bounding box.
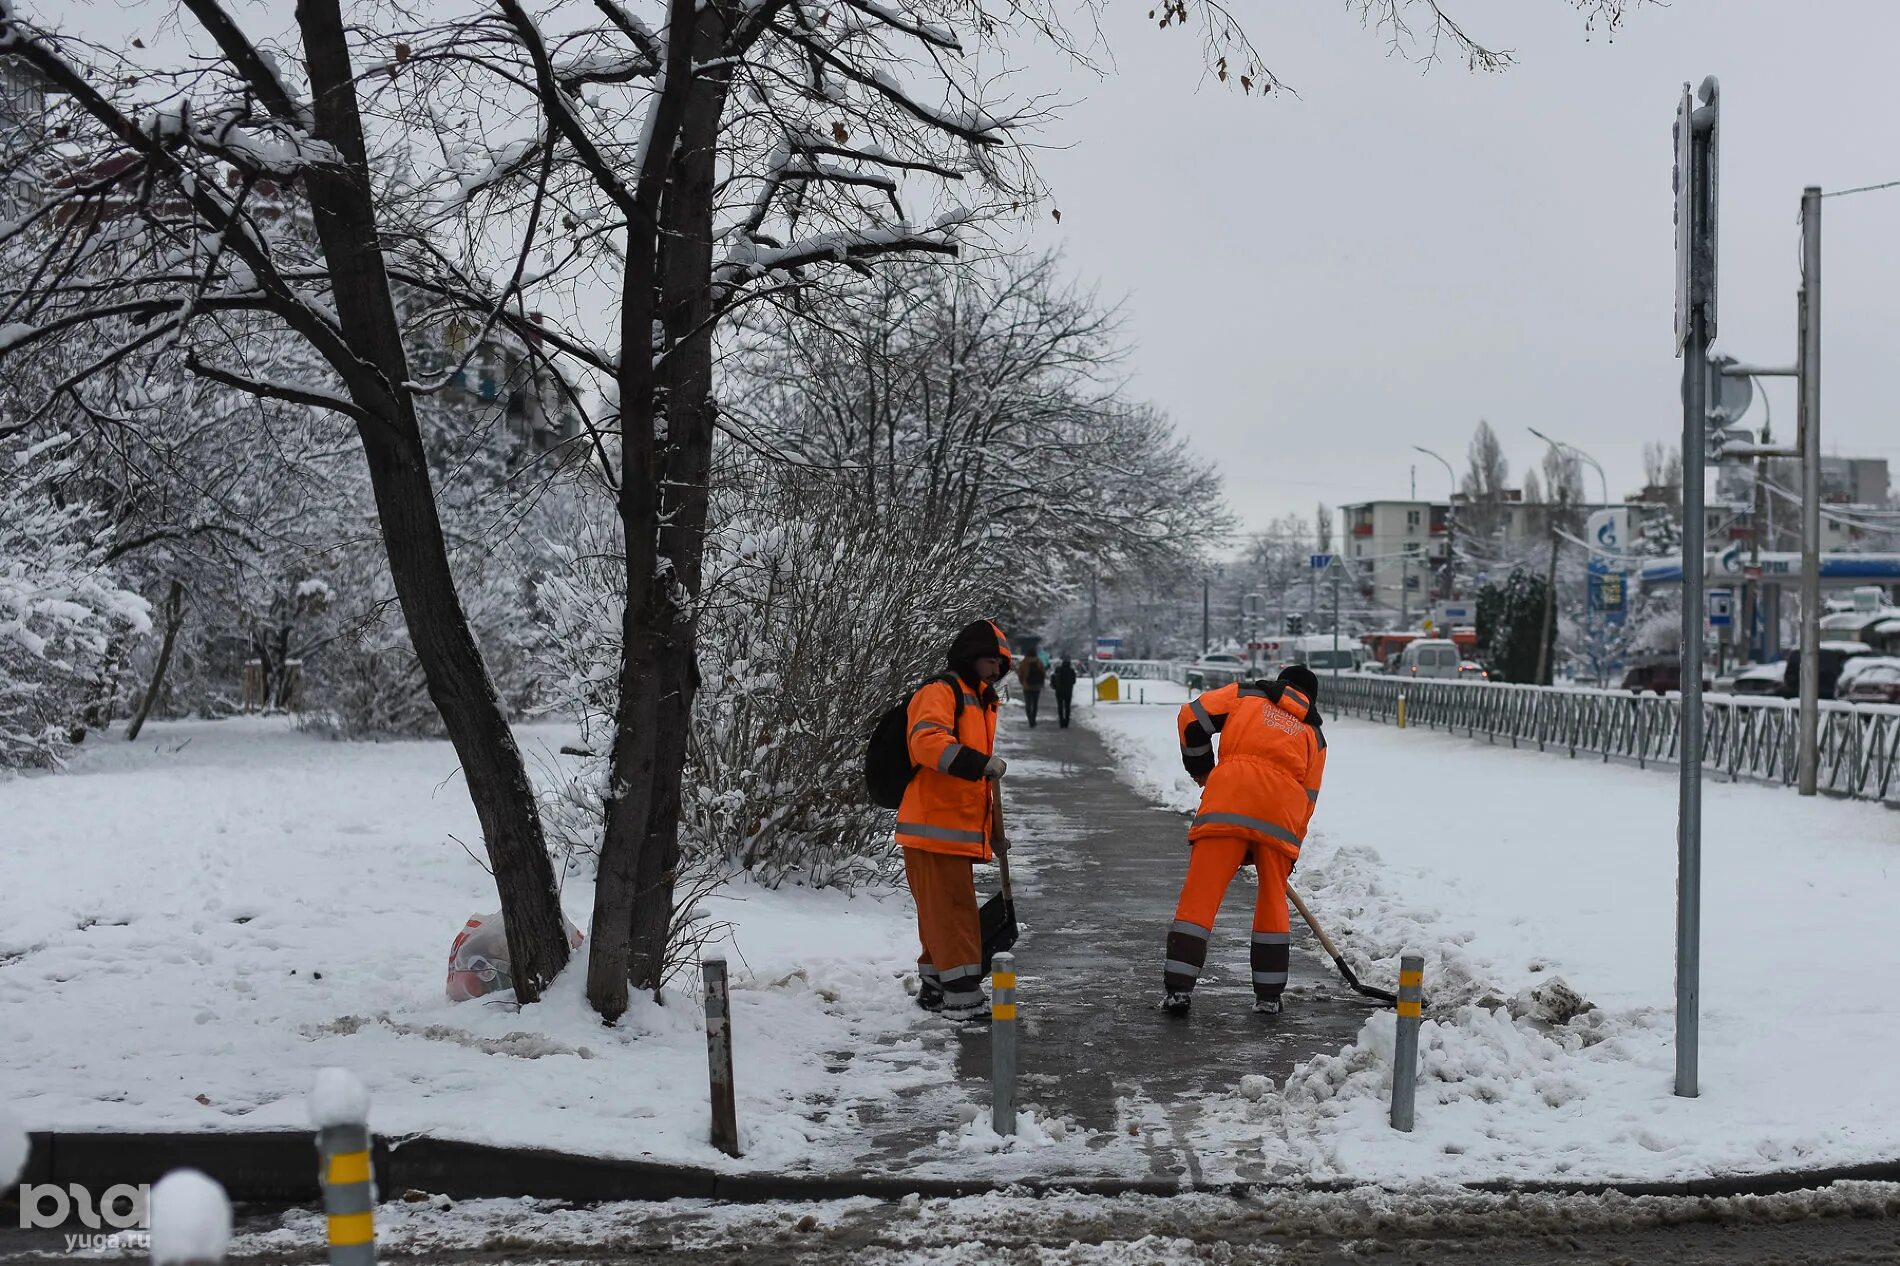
[865,673,966,810]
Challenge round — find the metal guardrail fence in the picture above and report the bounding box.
[1329,674,1900,806]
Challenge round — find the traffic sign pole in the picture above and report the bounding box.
[1673,75,1718,1101]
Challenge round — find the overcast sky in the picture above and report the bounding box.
[1003,0,1900,537]
[42,0,1900,543]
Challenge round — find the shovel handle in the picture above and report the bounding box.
[1285,882,1343,962]
[990,777,1013,901]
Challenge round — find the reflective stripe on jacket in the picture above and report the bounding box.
[896,675,999,859]
[1177,681,1326,859]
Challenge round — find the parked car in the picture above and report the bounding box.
[1728,662,1788,696]
[1398,638,1462,679]
[1781,641,1875,700]
[1838,658,1900,705]
[1456,660,1490,680]
[1620,663,1713,695]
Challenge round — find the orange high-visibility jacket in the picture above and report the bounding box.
[896,675,1000,860]
[1177,681,1327,860]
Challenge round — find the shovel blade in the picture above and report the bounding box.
[980,893,1018,974]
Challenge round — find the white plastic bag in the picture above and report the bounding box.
[446,909,584,1001]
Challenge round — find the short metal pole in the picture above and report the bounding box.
[702,956,741,1156]
[1390,953,1424,1132]
[1397,693,1407,729]
[310,1069,375,1266]
[990,951,1017,1136]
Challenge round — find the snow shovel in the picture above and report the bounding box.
[979,778,1018,973]
[1285,883,1399,1006]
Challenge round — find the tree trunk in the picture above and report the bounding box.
[296,0,570,1001]
[126,580,185,742]
[626,36,732,992]
[584,0,701,1022]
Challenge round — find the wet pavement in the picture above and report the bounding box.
[848,708,1375,1177]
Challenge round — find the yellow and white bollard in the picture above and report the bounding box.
[310,1068,375,1266]
[1396,692,1408,729]
[990,952,1018,1137]
[1390,954,1424,1132]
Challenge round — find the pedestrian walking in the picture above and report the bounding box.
[1161,665,1326,1017]
[897,619,1013,1022]
[1051,657,1078,728]
[1016,653,1047,726]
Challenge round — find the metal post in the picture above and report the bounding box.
[311,1071,375,1266]
[702,956,741,1157]
[1390,953,1424,1132]
[1400,555,1410,629]
[1202,576,1210,656]
[1673,77,1718,1100]
[990,951,1017,1136]
[1331,568,1341,680]
[1797,187,1823,796]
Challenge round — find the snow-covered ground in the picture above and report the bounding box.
[9,695,1898,1189]
[0,718,936,1171]
[1084,680,1900,1183]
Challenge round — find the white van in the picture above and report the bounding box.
[1398,638,1461,679]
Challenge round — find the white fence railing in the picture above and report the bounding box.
[1092,659,1183,682]
[1328,675,1900,805]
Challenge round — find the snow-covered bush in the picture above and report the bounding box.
[0,435,151,766]
[539,461,992,890]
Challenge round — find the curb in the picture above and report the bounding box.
[10,1132,1900,1206]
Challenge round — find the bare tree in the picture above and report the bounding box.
[0,0,576,998]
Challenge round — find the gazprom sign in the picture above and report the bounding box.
[1586,508,1630,558]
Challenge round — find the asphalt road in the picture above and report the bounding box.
[848,703,1377,1176]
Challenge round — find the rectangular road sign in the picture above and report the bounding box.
[1708,589,1733,627]
[1310,554,1334,571]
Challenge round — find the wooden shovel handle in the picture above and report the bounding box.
[1285,882,1342,962]
[990,777,1013,901]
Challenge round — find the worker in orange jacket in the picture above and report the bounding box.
[899,619,1012,1022]
[1162,664,1327,1016]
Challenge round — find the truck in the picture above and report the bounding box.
[1249,634,1365,674]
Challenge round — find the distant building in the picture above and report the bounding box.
[1343,492,1627,622]
[1340,499,1451,620]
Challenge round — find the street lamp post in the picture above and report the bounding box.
[1529,427,1612,682]
[1413,446,1457,602]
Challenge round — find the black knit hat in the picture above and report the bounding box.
[946,619,1012,671]
[1278,664,1320,702]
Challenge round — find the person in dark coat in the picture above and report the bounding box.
[1051,657,1079,727]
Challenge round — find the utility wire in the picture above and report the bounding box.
[1821,178,1900,199]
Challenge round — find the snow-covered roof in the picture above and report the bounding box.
[1737,662,1786,681]
[1819,640,1875,654]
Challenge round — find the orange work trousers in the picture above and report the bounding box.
[1165,833,1294,1000]
[903,847,983,1000]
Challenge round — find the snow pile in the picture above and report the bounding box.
[942,1103,1078,1152]
[149,1170,233,1266]
[1087,692,1900,1183]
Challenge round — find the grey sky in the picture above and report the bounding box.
[1013,0,1900,537]
[39,0,1899,544]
